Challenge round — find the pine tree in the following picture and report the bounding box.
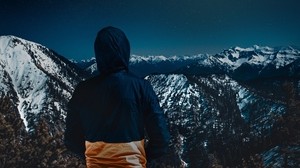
[0,94,85,167]
[0,94,27,167]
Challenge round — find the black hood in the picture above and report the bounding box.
[94,26,130,75]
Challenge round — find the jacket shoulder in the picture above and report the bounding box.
[76,75,102,89]
[71,76,102,100]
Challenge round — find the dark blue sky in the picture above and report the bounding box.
[1,0,299,60]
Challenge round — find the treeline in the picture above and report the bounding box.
[0,95,85,168]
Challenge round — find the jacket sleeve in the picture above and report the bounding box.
[143,81,171,161]
[64,84,85,158]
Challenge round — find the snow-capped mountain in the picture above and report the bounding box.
[75,54,209,77]
[73,57,97,76]
[130,54,212,77]
[79,45,300,81]
[147,73,290,167]
[176,45,300,82]
[175,54,228,76]
[215,45,300,81]
[216,45,300,70]
[0,35,84,132]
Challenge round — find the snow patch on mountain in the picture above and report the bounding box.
[262,146,300,167]
[147,74,201,111]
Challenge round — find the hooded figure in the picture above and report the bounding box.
[94,26,130,75]
[64,26,171,168]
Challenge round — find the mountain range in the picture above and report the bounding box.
[76,45,300,81]
[0,35,299,167]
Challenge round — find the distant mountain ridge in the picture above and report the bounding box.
[77,45,300,81]
[75,54,209,77]
[216,45,300,81]
[177,45,300,81]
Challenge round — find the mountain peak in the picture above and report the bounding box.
[0,35,44,49]
[0,36,83,131]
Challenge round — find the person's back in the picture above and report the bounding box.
[64,26,171,167]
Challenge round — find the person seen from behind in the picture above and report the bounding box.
[64,26,181,167]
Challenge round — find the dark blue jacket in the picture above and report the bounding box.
[64,26,170,162]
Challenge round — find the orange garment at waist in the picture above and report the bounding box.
[85,140,146,168]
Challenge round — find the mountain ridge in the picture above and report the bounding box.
[77,45,300,81]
